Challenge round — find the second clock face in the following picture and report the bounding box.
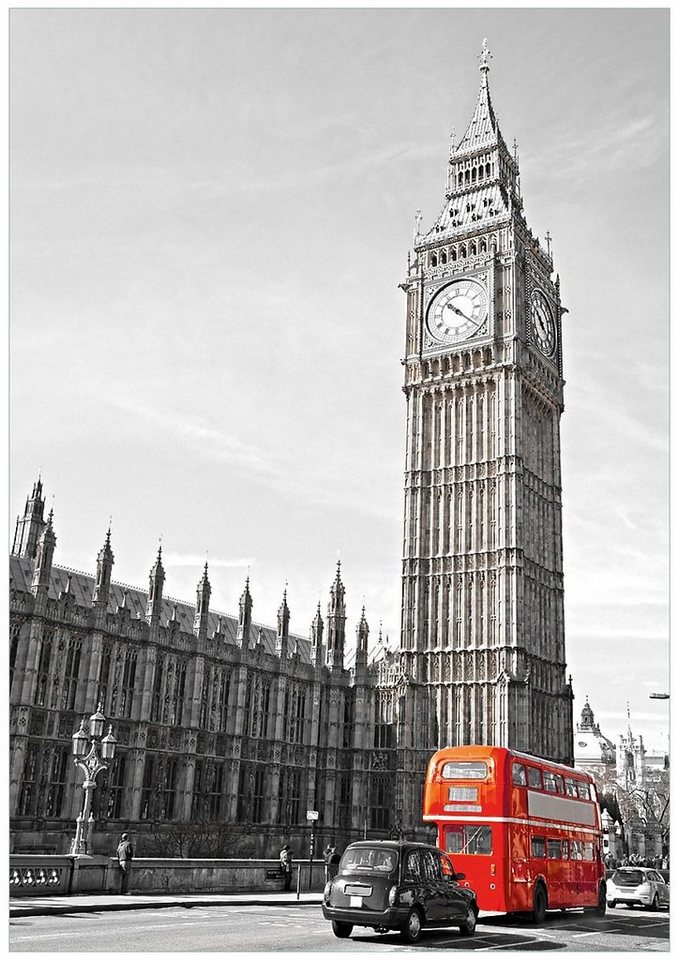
[531,291,557,358]
[427,278,489,345]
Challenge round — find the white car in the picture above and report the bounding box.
[606,867,669,911]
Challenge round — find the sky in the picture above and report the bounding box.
[9,8,670,754]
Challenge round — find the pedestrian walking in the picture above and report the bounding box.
[116,832,134,894]
[329,846,341,879]
[280,843,293,891]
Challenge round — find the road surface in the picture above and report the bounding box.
[10,902,670,952]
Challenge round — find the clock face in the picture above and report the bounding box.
[531,291,557,358]
[427,278,489,345]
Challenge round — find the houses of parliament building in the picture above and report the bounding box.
[9,43,575,856]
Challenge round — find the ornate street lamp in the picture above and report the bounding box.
[69,704,117,855]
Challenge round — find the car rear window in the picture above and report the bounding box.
[339,846,398,874]
[612,870,644,886]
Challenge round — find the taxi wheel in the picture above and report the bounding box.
[647,894,659,912]
[458,904,478,936]
[331,921,353,939]
[400,907,424,943]
[607,900,616,909]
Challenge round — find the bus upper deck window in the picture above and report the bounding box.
[543,771,557,793]
[564,777,578,797]
[527,766,542,789]
[554,774,564,794]
[577,781,591,800]
[441,760,488,780]
[511,763,527,786]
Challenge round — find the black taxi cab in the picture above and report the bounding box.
[322,840,478,943]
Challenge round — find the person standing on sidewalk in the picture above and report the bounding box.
[323,844,333,882]
[116,833,134,894]
[279,844,293,891]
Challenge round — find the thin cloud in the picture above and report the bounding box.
[163,553,254,569]
[528,110,666,179]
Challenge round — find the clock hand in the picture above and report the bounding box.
[446,303,472,322]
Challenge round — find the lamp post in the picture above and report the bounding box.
[69,703,117,855]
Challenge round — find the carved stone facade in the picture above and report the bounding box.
[9,43,574,855]
[9,485,396,855]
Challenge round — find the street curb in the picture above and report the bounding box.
[10,897,323,918]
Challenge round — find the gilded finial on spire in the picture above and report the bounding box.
[414,209,423,240]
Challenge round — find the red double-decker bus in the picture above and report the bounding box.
[423,745,606,921]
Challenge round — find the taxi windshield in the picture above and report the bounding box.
[339,846,399,875]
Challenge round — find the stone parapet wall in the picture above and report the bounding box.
[9,855,326,897]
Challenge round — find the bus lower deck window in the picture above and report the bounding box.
[547,840,561,859]
[531,836,546,858]
[445,824,493,855]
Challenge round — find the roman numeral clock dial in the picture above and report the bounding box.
[427,278,489,346]
[530,290,558,359]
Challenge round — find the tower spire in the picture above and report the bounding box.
[237,575,253,649]
[92,523,115,609]
[356,605,369,665]
[12,476,47,559]
[311,601,324,669]
[31,508,56,597]
[276,584,290,659]
[326,562,346,670]
[146,542,165,624]
[194,562,211,641]
[479,37,492,80]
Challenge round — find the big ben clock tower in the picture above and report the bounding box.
[397,41,574,799]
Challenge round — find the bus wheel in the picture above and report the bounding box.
[586,883,606,916]
[400,907,424,943]
[531,883,547,924]
[331,921,353,939]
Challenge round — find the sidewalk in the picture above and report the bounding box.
[10,890,324,918]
